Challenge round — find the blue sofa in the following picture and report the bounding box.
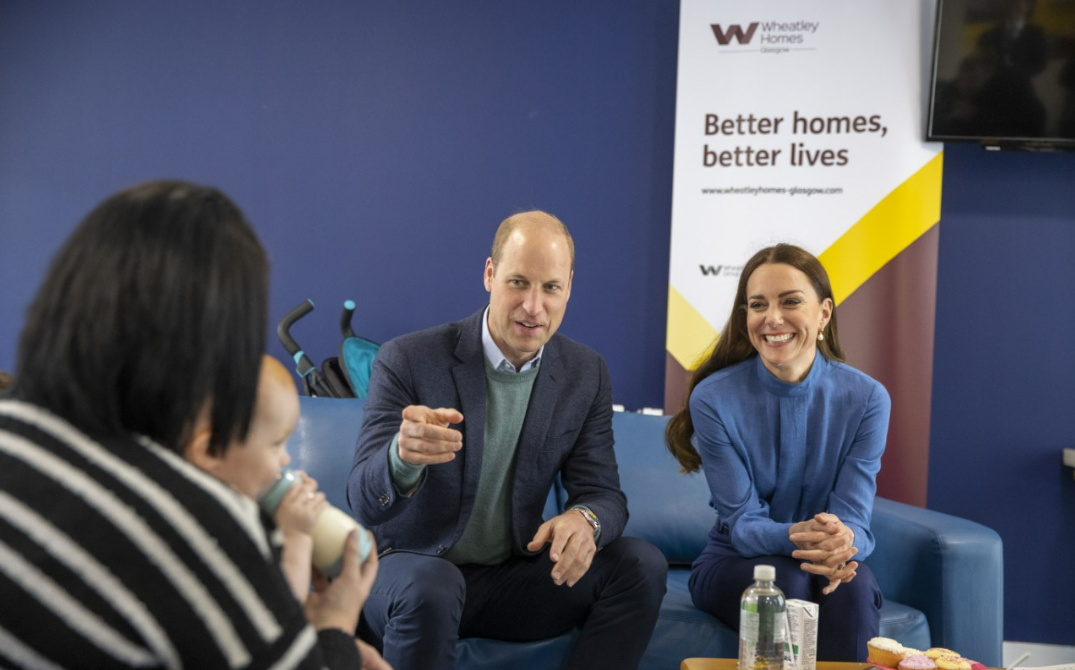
[288,396,1004,669]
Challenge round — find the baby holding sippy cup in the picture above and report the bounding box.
[185,355,386,668]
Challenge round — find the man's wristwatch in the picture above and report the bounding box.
[570,505,601,542]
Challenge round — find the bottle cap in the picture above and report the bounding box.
[754,564,776,581]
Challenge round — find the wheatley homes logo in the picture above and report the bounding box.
[698,264,742,278]
[710,20,819,53]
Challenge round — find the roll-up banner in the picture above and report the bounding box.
[666,1,942,506]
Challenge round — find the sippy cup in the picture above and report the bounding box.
[259,468,372,577]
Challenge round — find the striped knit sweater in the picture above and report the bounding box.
[0,399,359,669]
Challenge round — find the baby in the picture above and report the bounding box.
[186,356,390,669]
[185,355,326,602]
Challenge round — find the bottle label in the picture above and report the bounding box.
[739,609,786,670]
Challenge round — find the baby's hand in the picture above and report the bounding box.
[274,472,326,537]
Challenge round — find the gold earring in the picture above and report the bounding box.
[817,332,825,341]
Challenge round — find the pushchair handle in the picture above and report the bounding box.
[277,300,313,355]
[277,300,319,379]
[341,300,357,339]
[275,298,375,398]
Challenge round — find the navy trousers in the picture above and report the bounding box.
[689,538,882,662]
[359,536,667,670]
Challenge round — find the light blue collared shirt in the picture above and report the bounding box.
[481,306,543,374]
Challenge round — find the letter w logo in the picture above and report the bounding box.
[710,23,758,46]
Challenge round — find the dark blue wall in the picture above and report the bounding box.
[0,1,677,412]
[929,143,1075,645]
[2,2,1073,646]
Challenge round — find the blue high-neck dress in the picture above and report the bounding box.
[687,351,890,662]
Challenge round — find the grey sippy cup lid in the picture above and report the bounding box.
[258,468,299,514]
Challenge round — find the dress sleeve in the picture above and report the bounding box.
[690,389,796,557]
[825,381,891,560]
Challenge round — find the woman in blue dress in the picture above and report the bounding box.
[665,243,890,662]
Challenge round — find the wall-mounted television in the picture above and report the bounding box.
[927,0,1075,150]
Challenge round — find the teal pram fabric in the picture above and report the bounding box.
[341,335,378,399]
[277,299,380,398]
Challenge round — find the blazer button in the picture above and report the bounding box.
[378,493,390,506]
[436,545,446,555]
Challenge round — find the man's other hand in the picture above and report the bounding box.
[526,510,597,587]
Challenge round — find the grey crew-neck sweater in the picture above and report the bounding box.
[389,358,538,565]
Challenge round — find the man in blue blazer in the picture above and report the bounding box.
[348,211,666,670]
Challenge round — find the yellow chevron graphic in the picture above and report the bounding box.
[820,152,943,305]
[666,284,718,371]
[666,152,943,370]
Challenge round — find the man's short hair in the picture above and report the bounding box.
[490,210,575,271]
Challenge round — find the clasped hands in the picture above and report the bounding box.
[789,512,858,595]
[398,405,596,588]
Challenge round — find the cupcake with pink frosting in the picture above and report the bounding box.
[899,655,938,670]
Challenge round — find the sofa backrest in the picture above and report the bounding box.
[611,411,715,566]
[288,397,364,512]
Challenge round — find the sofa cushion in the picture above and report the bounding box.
[645,570,737,668]
[457,631,575,668]
[880,600,930,650]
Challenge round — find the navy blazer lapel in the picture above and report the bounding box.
[451,309,487,500]
[515,335,561,465]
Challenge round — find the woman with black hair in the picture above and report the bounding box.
[665,243,890,662]
[0,181,373,669]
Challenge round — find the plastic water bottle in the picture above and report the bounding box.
[739,564,786,670]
